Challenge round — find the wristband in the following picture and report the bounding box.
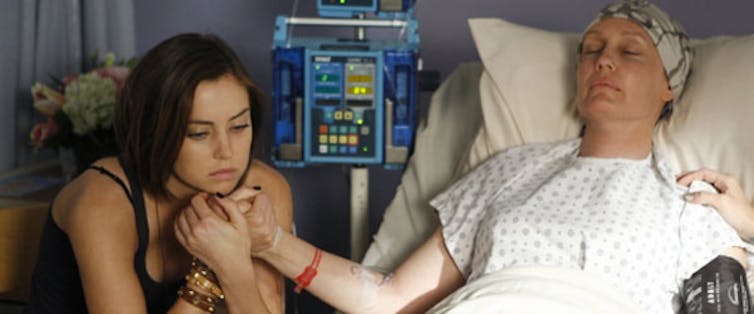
[294,248,322,293]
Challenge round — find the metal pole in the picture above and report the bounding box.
[350,166,369,261]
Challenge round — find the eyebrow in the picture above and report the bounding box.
[188,108,250,125]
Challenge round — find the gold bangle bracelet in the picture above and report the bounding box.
[186,269,225,299]
[191,258,218,282]
[178,285,219,313]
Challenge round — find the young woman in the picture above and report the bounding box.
[177,1,754,313]
[25,33,292,313]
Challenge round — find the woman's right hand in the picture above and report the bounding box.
[174,193,252,271]
[225,188,281,256]
[677,168,754,241]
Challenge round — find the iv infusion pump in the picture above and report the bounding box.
[272,0,419,169]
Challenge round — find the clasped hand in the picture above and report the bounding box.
[174,187,280,271]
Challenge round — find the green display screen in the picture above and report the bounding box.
[316,74,340,82]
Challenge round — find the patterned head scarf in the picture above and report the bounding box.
[584,0,693,102]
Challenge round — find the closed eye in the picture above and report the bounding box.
[187,132,209,139]
[580,44,603,55]
[231,123,250,132]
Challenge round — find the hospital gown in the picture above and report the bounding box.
[431,138,750,313]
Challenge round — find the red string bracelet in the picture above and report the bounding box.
[294,248,322,293]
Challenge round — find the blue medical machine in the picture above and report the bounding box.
[272,0,419,169]
[271,0,420,260]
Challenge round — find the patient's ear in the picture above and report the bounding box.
[661,85,673,103]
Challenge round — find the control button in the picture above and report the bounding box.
[360,126,370,135]
[319,145,328,154]
[329,145,338,154]
[349,126,357,134]
[324,111,334,123]
[319,125,328,134]
[344,111,353,120]
[334,110,343,121]
[339,125,348,134]
[348,146,358,154]
[348,135,358,146]
[319,135,328,144]
[329,125,338,133]
[338,135,347,144]
[329,135,338,143]
[339,146,347,154]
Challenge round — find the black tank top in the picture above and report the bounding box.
[24,157,181,313]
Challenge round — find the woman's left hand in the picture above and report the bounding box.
[223,188,280,255]
[677,168,754,241]
[174,193,252,271]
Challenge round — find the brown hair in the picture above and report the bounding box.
[114,33,264,199]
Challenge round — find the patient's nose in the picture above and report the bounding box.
[596,51,615,71]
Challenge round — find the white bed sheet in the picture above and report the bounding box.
[428,266,644,314]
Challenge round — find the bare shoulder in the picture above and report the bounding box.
[54,157,137,247]
[53,158,149,311]
[247,160,288,188]
[246,159,293,231]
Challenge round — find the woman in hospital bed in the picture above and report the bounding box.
[176,1,754,313]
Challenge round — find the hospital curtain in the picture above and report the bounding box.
[0,0,135,172]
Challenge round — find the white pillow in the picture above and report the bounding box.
[462,18,754,201]
[656,35,754,200]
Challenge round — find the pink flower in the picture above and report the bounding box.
[62,73,79,85]
[31,83,65,118]
[95,66,130,91]
[29,118,60,148]
[28,53,135,152]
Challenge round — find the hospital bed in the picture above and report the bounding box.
[361,17,754,312]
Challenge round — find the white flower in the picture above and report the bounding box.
[62,72,117,135]
[102,52,116,67]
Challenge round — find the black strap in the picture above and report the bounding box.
[87,165,134,205]
[88,160,174,306]
[115,157,177,306]
[86,163,147,250]
[116,156,150,256]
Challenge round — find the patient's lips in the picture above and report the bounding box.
[590,78,620,92]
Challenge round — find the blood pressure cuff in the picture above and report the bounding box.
[681,255,752,314]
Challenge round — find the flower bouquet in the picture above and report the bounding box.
[30,53,135,177]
